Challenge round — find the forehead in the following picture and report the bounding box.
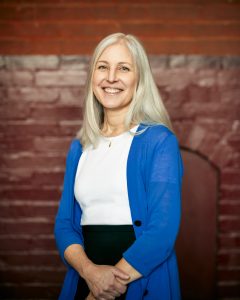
[97,41,134,64]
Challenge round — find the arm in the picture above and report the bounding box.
[115,258,142,283]
[54,141,129,299]
[54,140,84,264]
[122,134,184,277]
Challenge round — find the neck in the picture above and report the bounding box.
[101,108,132,136]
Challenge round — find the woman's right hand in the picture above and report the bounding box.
[82,262,129,299]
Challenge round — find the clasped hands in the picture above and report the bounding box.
[83,263,130,300]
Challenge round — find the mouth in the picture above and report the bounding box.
[102,87,123,95]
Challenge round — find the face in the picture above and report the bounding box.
[92,41,138,113]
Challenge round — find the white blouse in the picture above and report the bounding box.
[74,125,139,225]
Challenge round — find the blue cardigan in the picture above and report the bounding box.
[54,123,184,300]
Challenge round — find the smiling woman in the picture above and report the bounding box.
[54,33,184,300]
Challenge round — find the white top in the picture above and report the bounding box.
[74,124,139,225]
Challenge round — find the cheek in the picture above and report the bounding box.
[128,77,137,92]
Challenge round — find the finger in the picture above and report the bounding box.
[114,281,127,294]
[111,267,130,280]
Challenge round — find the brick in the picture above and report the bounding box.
[5,55,59,70]
[154,69,192,90]
[166,88,188,106]
[0,252,62,267]
[219,86,240,106]
[0,218,54,235]
[0,87,7,102]
[188,84,211,103]
[186,55,222,69]
[222,169,240,185]
[60,55,90,70]
[0,123,60,137]
[219,234,240,248]
[0,56,5,68]
[0,102,30,120]
[196,119,231,136]
[0,284,61,299]
[31,171,64,186]
[219,217,240,233]
[35,70,87,87]
[59,87,84,107]
[220,203,240,216]
[34,4,117,21]
[0,70,34,86]
[0,202,58,218]
[218,269,240,281]
[169,55,187,68]
[221,186,240,200]
[0,187,61,201]
[222,56,240,68]
[218,252,240,267]
[33,137,72,154]
[218,283,240,298]
[168,103,196,120]
[0,235,56,251]
[0,21,62,39]
[0,169,64,186]
[1,154,65,169]
[172,120,193,144]
[210,143,236,169]
[59,120,81,136]
[198,132,222,157]
[2,268,65,284]
[0,39,64,55]
[149,55,169,69]
[218,70,240,86]
[0,137,34,153]
[123,22,240,39]
[7,87,59,102]
[0,5,35,21]
[60,22,119,38]
[144,39,240,55]
[187,124,206,150]
[30,105,82,121]
[227,134,240,151]
[226,152,240,169]
[192,69,217,88]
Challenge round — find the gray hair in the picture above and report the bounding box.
[77,32,174,149]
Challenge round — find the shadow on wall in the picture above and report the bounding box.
[176,148,219,300]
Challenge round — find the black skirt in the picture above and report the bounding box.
[74,225,135,300]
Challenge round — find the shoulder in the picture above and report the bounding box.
[140,123,178,147]
[66,139,83,161]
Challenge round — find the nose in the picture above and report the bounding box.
[107,68,118,83]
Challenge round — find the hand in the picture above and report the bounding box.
[82,263,129,299]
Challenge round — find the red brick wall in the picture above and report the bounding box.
[0,55,239,299]
[0,0,239,55]
[0,1,240,299]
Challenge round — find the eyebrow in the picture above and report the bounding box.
[97,60,133,66]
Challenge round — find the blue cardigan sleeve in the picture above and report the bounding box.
[54,141,84,265]
[123,133,184,277]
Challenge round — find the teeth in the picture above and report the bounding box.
[104,87,122,94]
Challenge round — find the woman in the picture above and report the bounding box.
[54,33,184,300]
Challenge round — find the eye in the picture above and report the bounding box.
[97,65,107,71]
[120,66,130,72]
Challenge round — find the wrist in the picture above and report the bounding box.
[80,259,95,280]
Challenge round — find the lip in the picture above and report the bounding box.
[102,87,124,94]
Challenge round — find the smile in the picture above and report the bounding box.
[102,87,123,95]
